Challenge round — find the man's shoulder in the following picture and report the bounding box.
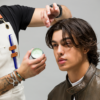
[48,80,66,98]
[95,67,100,78]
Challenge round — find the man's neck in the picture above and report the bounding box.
[67,61,90,83]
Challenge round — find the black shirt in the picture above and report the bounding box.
[0,5,35,41]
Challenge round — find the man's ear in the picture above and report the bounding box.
[83,48,89,54]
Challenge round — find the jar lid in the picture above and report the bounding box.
[31,48,43,59]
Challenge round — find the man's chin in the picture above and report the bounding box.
[58,64,71,71]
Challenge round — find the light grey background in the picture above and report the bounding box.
[0,0,100,100]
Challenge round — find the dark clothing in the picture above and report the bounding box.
[48,63,100,100]
[0,5,35,41]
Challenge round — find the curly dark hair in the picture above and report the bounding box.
[45,18,100,66]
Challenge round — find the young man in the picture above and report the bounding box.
[45,18,100,100]
[0,3,72,100]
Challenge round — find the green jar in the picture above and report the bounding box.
[31,48,44,59]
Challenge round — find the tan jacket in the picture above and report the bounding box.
[48,63,100,100]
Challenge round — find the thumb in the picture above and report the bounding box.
[24,48,34,59]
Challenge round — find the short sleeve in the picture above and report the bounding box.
[8,5,35,30]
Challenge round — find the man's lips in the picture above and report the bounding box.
[58,58,67,64]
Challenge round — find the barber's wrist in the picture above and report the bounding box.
[16,69,25,81]
[14,71,22,82]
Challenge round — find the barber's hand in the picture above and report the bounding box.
[41,3,60,28]
[17,48,46,79]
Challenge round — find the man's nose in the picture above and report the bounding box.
[57,45,64,55]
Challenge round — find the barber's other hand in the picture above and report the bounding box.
[41,3,60,28]
[17,49,46,79]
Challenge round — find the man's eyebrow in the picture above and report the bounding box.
[63,37,71,40]
[51,37,71,43]
[51,40,57,43]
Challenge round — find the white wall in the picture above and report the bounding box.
[0,0,100,100]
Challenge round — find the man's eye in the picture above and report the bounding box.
[66,42,72,47]
[52,44,58,48]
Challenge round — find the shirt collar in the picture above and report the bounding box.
[68,76,84,87]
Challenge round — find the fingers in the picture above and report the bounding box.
[34,63,46,75]
[29,54,46,64]
[50,19,54,23]
[45,3,58,15]
[46,5,51,15]
[44,10,50,27]
[32,57,46,69]
[31,57,46,75]
[50,3,59,16]
[53,3,59,11]
[42,10,50,27]
[41,3,60,27]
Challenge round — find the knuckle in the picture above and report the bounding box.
[43,59,46,63]
[27,61,31,65]
[33,65,37,69]
[43,64,46,68]
[42,60,45,63]
[36,70,40,74]
[44,64,46,67]
[31,66,35,71]
[37,58,41,63]
[31,66,33,70]
[41,62,44,65]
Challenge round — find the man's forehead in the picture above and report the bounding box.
[51,30,78,45]
[52,30,69,42]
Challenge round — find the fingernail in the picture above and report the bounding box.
[48,12,50,14]
[46,20,49,23]
[55,8,58,10]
